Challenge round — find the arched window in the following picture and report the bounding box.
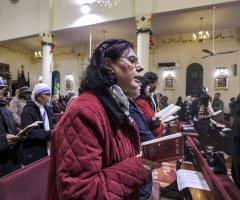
[52,71,60,95]
[186,63,203,97]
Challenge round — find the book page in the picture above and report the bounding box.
[142,133,182,145]
[177,169,210,191]
[213,110,222,116]
[160,106,181,122]
[155,104,174,117]
[162,115,178,123]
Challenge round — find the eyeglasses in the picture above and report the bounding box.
[120,56,139,68]
[149,80,159,85]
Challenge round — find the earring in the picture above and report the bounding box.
[109,69,114,74]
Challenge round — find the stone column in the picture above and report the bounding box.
[39,32,55,89]
[135,14,152,75]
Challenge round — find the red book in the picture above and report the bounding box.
[142,133,183,162]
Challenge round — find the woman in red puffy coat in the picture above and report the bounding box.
[135,77,164,138]
[46,39,162,200]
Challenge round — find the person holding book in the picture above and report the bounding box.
[135,77,164,138]
[126,81,163,200]
[212,93,224,119]
[143,71,159,113]
[0,78,27,178]
[194,93,214,151]
[46,39,162,200]
[20,83,56,166]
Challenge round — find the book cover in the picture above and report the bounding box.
[142,133,183,162]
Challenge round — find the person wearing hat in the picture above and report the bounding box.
[0,77,28,178]
[10,86,32,127]
[20,83,56,166]
[135,77,164,139]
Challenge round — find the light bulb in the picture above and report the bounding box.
[81,3,90,14]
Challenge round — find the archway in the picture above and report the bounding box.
[186,63,203,97]
[52,71,60,95]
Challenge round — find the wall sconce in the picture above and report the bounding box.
[35,51,42,59]
[38,75,42,83]
[81,3,90,14]
[217,67,227,72]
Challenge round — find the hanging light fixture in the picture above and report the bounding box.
[193,17,210,43]
[35,51,42,59]
[97,0,120,8]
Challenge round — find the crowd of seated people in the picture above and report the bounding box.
[1,39,240,199]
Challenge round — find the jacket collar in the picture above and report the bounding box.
[94,88,129,124]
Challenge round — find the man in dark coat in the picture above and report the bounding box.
[20,83,56,166]
[52,94,62,113]
[212,93,224,119]
[231,94,240,189]
[0,78,27,177]
[143,72,158,113]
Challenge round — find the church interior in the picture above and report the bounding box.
[1,0,240,199]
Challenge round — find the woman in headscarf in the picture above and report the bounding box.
[0,77,27,178]
[20,83,56,166]
[46,39,162,200]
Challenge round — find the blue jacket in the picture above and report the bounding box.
[129,99,158,143]
[129,99,159,199]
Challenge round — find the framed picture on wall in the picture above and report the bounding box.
[65,77,73,90]
[217,78,226,87]
[165,79,173,87]
[163,74,175,90]
[215,72,228,90]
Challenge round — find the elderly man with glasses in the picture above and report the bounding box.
[20,83,56,166]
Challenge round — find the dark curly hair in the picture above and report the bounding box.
[81,39,133,90]
[143,71,158,80]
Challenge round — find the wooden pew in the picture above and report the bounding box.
[187,136,240,200]
[0,156,50,200]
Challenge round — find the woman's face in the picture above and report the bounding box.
[125,82,141,99]
[111,48,143,93]
[145,85,150,97]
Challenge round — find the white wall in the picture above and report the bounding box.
[154,30,240,112]
[1,0,239,42]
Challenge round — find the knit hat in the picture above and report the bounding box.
[19,86,32,94]
[31,83,51,101]
[0,77,4,87]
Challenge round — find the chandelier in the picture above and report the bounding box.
[97,0,120,8]
[193,17,209,43]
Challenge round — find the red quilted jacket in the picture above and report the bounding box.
[46,91,148,200]
[135,98,164,138]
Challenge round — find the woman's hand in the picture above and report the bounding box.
[6,134,19,146]
[136,154,162,174]
[152,116,162,126]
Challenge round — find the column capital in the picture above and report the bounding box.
[135,14,152,29]
[39,32,56,44]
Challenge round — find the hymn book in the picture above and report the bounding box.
[155,104,181,122]
[142,133,183,162]
[17,121,44,136]
[162,115,179,123]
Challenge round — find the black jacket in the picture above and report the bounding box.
[52,100,62,113]
[231,109,240,189]
[146,94,157,113]
[0,100,23,178]
[20,100,56,166]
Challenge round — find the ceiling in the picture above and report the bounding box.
[10,4,240,51]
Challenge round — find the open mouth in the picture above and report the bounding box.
[134,76,140,82]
